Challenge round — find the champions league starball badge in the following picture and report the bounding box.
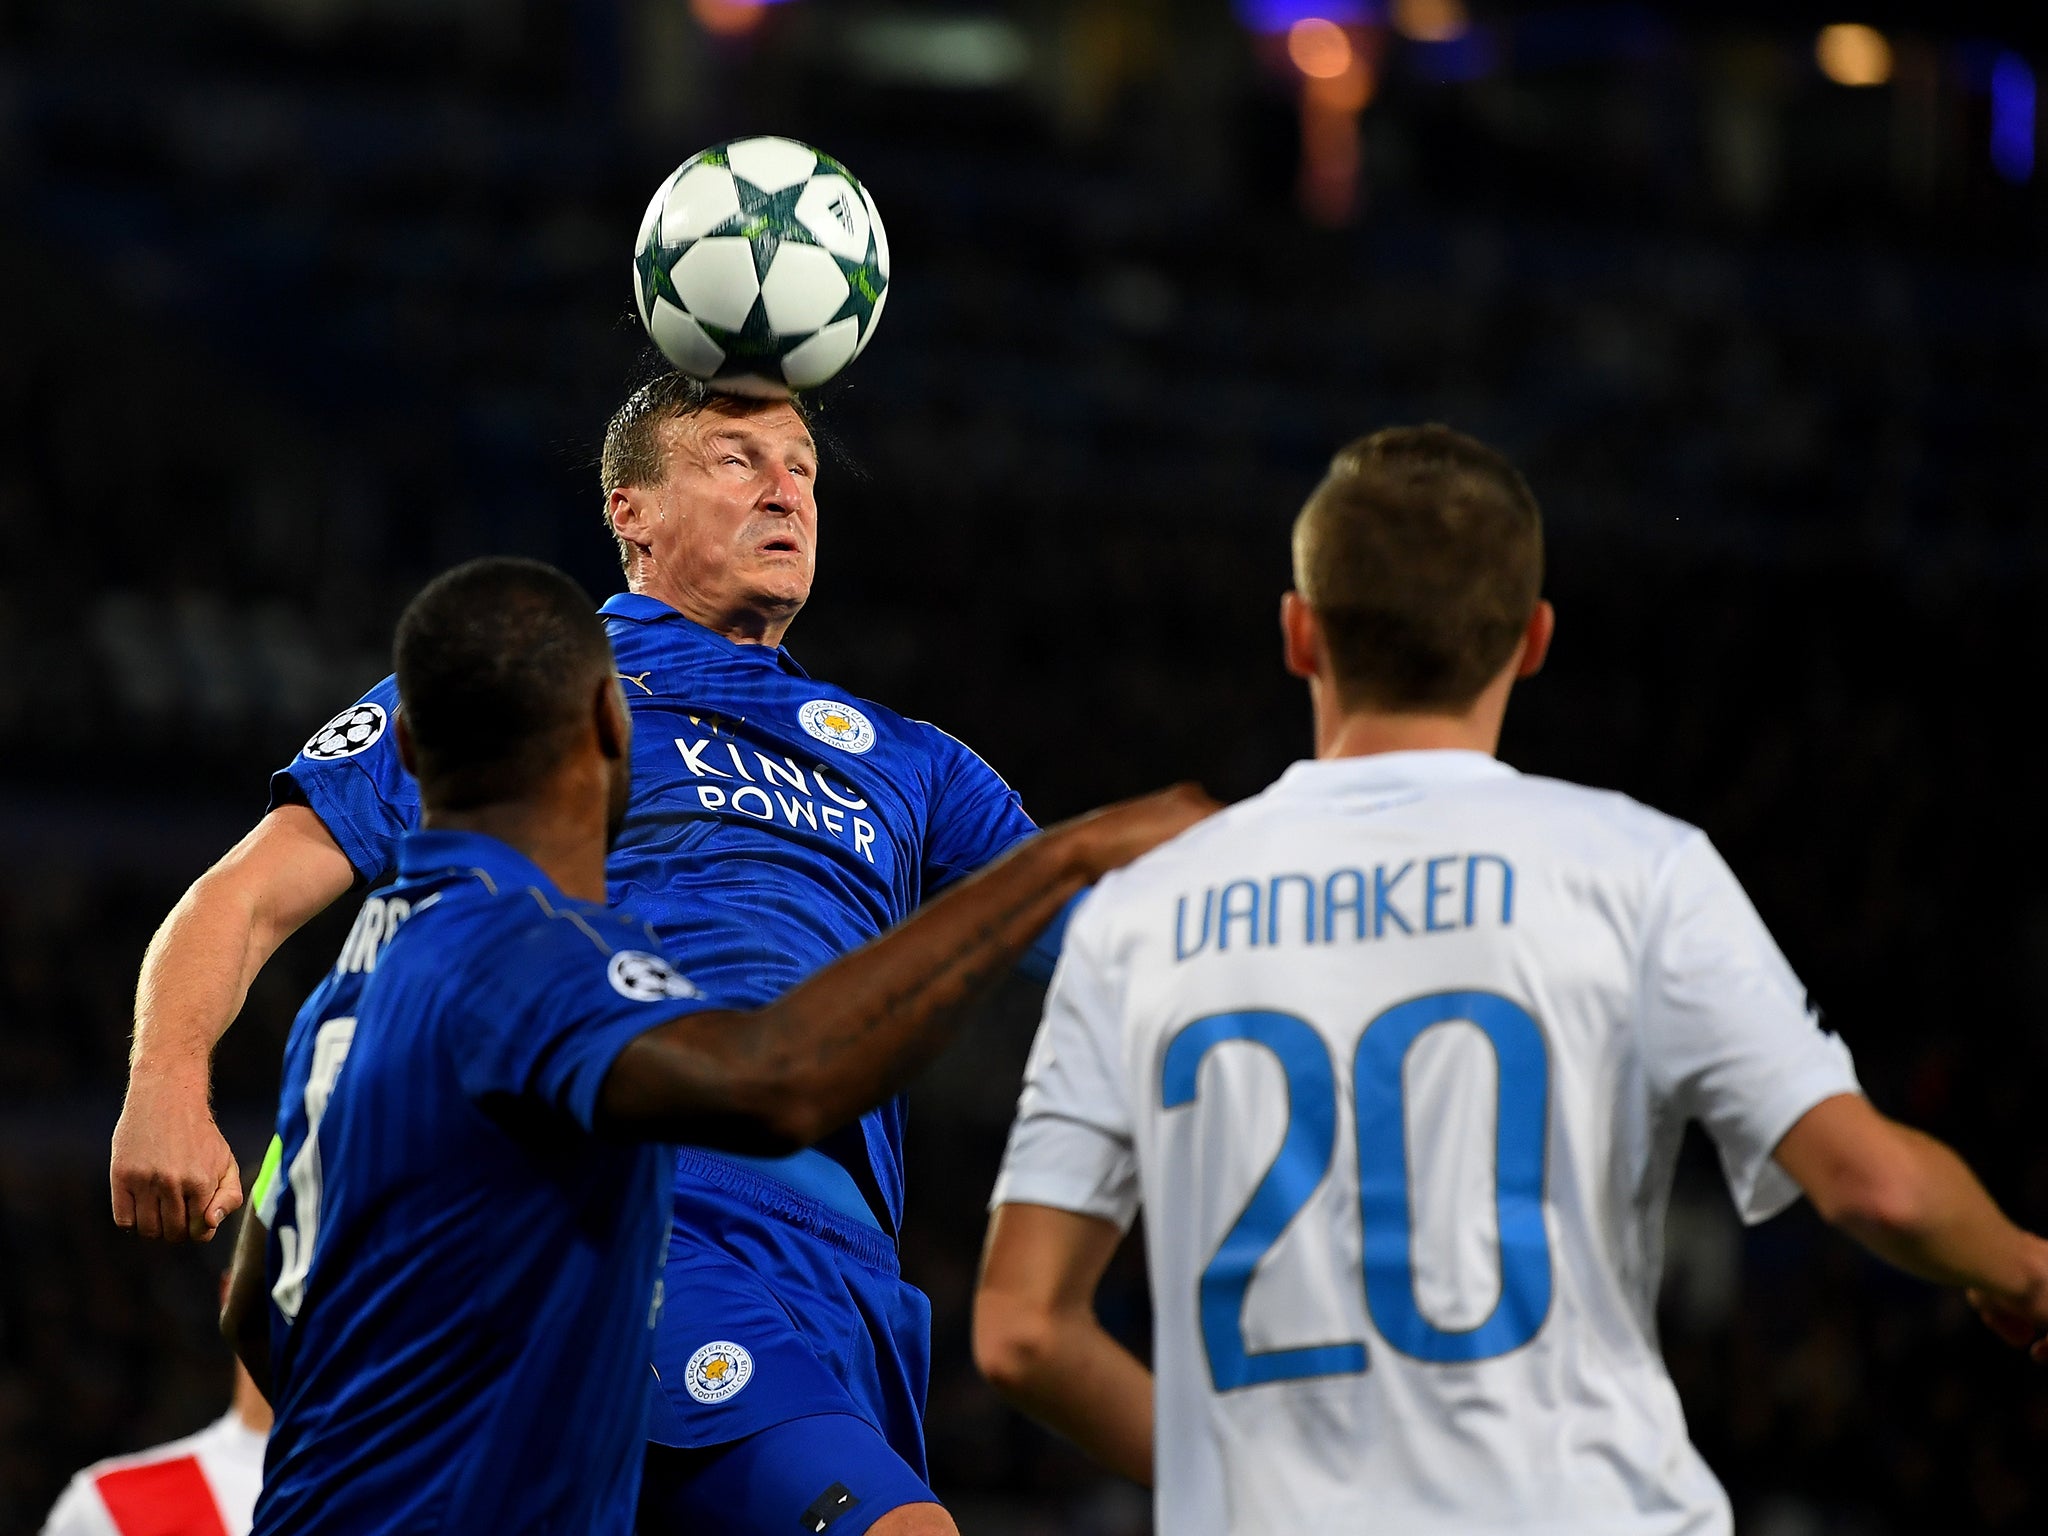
[797,699,876,755]
[303,703,388,760]
[607,950,701,1003]
[684,1340,754,1404]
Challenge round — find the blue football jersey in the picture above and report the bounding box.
[253,829,714,1536]
[273,595,1044,1231]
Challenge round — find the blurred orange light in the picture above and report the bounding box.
[692,0,766,38]
[1309,59,1376,113]
[1393,0,1469,44]
[1288,17,1354,80]
[1815,23,1893,86]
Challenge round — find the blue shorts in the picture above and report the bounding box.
[639,1413,937,1536]
[644,1150,933,1485]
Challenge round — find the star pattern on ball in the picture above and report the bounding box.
[633,138,890,389]
[722,178,808,276]
[828,254,882,332]
[635,238,670,317]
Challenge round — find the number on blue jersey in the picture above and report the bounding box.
[273,1017,356,1324]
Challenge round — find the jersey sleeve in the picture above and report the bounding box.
[266,677,417,885]
[452,910,718,1134]
[917,721,1074,979]
[1639,831,1860,1225]
[917,721,1037,893]
[990,890,1142,1229]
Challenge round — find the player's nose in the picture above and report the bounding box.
[759,468,808,514]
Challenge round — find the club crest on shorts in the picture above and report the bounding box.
[608,950,702,1003]
[303,703,387,761]
[684,1340,754,1404]
[798,699,876,755]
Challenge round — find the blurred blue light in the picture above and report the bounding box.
[1410,27,1497,82]
[1235,0,1380,33]
[1991,51,2035,183]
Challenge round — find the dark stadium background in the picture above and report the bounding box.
[4,0,2046,1529]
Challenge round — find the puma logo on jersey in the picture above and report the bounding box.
[620,672,655,694]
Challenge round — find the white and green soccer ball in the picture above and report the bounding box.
[632,136,890,396]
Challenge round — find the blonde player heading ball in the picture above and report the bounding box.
[973,426,2048,1536]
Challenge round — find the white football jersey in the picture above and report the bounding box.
[993,750,1858,1536]
[41,1411,266,1536]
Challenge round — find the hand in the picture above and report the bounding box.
[1062,783,1221,879]
[111,1067,244,1243]
[1967,1246,2048,1364]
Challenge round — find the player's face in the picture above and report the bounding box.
[649,404,820,625]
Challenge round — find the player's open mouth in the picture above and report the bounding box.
[760,537,800,555]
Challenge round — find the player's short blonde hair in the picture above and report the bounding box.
[1294,425,1543,711]
[598,374,813,570]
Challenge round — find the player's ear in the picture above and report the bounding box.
[608,486,653,553]
[394,708,419,776]
[1281,591,1322,681]
[1514,601,1556,680]
[594,675,630,762]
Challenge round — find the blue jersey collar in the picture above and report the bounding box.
[599,592,810,678]
[396,828,566,899]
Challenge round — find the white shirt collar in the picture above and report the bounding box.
[1268,749,1519,801]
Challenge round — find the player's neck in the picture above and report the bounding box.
[231,1367,274,1435]
[1312,677,1509,761]
[420,778,611,904]
[628,571,794,649]
[1316,712,1501,760]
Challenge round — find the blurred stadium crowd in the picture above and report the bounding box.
[2,0,2045,1530]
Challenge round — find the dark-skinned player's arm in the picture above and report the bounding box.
[973,1203,1153,1485]
[596,785,1216,1151]
[1774,1092,2048,1362]
[221,1206,275,1403]
[116,804,357,1244]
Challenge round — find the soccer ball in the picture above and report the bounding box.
[632,136,890,396]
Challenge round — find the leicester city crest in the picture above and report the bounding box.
[684,1339,754,1404]
[798,698,876,755]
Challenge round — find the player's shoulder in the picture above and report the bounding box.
[291,673,400,767]
[364,881,682,1045]
[904,713,1010,786]
[39,1465,117,1536]
[602,604,671,676]
[1075,766,1703,932]
[61,1416,222,1489]
[407,871,663,973]
[790,676,1000,782]
[1066,795,1264,939]
[1489,770,1702,857]
[47,1415,261,1536]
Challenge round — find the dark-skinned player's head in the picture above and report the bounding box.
[393,557,630,843]
[1291,425,1545,713]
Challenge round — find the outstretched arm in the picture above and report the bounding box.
[115,804,356,1242]
[1775,1093,2048,1362]
[974,1202,1153,1485]
[597,785,1213,1151]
